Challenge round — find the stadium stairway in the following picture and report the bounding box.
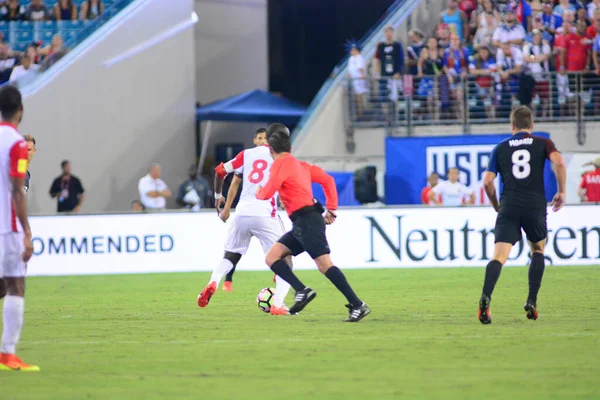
[18,0,198,214]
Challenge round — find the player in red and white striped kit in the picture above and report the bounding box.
[0,86,37,371]
[197,130,292,315]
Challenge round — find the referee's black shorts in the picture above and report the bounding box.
[278,205,331,259]
[494,207,547,245]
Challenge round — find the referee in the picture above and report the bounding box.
[256,124,370,322]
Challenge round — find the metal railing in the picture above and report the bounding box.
[346,71,598,144]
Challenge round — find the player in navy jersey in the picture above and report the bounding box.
[478,106,566,324]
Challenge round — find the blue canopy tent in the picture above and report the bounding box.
[195,89,307,170]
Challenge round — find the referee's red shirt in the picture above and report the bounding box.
[580,168,600,202]
[256,153,338,216]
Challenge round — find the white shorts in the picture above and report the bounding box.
[0,232,27,278]
[224,215,286,255]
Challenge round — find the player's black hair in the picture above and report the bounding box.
[511,105,534,130]
[254,127,266,138]
[268,131,292,154]
[265,123,290,140]
[61,160,70,170]
[0,85,22,121]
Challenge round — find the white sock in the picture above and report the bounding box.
[209,259,234,286]
[273,275,291,308]
[1,295,24,355]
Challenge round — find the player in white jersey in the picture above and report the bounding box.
[0,86,38,371]
[197,128,293,315]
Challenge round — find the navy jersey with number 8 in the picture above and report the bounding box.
[486,132,558,211]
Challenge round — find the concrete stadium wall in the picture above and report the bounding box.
[194,0,268,162]
[20,0,197,214]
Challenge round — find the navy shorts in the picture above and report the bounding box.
[494,208,547,245]
[278,206,330,259]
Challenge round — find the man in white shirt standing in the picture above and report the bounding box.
[429,167,475,206]
[8,53,39,85]
[138,163,171,210]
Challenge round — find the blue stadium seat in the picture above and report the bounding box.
[57,20,82,30]
[36,29,55,43]
[60,29,79,41]
[13,41,30,52]
[11,30,34,44]
[11,21,33,31]
[0,21,9,36]
[34,21,56,31]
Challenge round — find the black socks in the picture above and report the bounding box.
[482,259,503,299]
[270,259,306,292]
[325,267,362,308]
[528,253,546,305]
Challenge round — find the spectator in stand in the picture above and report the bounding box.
[530,0,543,14]
[469,45,497,119]
[443,34,469,120]
[417,37,443,121]
[25,43,40,64]
[8,53,39,84]
[554,0,577,16]
[589,0,600,19]
[176,164,212,211]
[39,33,63,58]
[429,167,474,206]
[131,200,145,212]
[525,14,554,44]
[562,9,577,29]
[554,20,574,116]
[1,0,26,21]
[577,7,591,27]
[509,0,533,32]
[406,29,426,119]
[586,9,600,38]
[138,163,171,210]
[578,157,600,202]
[440,0,469,42]
[474,12,499,54]
[54,0,77,21]
[373,26,404,114]
[459,0,477,37]
[496,0,510,13]
[406,29,426,76]
[473,0,501,30]
[421,172,442,205]
[523,30,552,117]
[561,19,593,115]
[0,42,18,84]
[437,23,452,55]
[347,41,368,118]
[492,11,526,49]
[49,160,85,213]
[496,40,524,111]
[80,0,103,20]
[541,1,563,35]
[24,0,51,21]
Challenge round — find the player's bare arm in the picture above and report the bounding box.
[549,151,566,212]
[220,174,242,222]
[74,193,84,213]
[428,188,441,205]
[10,175,32,262]
[214,151,244,211]
[483,171,499,212]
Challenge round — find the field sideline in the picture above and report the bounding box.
[2,267,599,400]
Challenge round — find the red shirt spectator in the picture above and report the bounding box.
[554,25,570,70]
[579,159,600,202]
[459,0,477,20]
[562,21,592,71]
[421,172,442,205]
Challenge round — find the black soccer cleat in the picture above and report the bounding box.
[343,303,371,322]
[288,287,316,315]
[478,295,492,325]
[524,300,539,321]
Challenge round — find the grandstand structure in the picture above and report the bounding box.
[292,0,600,191]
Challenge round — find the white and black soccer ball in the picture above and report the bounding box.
[257,287,275,313]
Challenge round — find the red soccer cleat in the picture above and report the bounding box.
[0,353,40,372]
[223,281,233,292]
[270,306,290,315]
[197,282,217,308]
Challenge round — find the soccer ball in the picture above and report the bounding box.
[257,287,275,313]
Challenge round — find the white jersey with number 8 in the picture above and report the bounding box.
[223,145,277,217]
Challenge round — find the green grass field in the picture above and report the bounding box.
[2,267,599,400]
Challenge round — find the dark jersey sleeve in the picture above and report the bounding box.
[543,138,558,159]
[374,42,383,60]
[486,144,499,175]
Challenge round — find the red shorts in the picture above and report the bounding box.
[534,80,549,100]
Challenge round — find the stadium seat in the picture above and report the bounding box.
[12,21,33,31]
[34,21,56,31]
[36,29,55,43]
[57,20,83,30]
[10,30,34,45]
